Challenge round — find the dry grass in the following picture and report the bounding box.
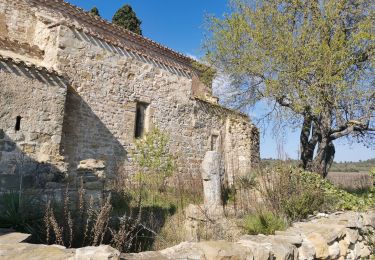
[44,187,113,249]
[327,171,373,192]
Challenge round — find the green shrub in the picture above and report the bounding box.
[253,164,375,223]
[131,128,175,191]
[300,170,375,211]
[370,167,375,178]
[281,188,325,221]
[0,190,44,238]
[255,165,326,222]
[243,212,287,235]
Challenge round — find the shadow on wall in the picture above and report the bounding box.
[0,131,64,191]
[60,86,127,183]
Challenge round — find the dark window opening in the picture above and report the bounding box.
[135,102,148,138]
[211,135,218,151]
[15,116,22,131]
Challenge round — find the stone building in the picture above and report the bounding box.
[0,0,259,191]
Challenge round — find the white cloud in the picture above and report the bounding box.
[185,53,199,61]
[212,71,238,105]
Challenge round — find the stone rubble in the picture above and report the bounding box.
[122,211,375,260]
[0,231,120,260]
[0,211,374,259]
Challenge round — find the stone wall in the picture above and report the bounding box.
[124,211,375,260]
[0,0,60,68]
[0,230,120,260]
[0,0,260,189]
[1,211,374,259]
[56,24,194,181]
[193,100,260,185]
[56,24,260,184]
[0,58,67,190]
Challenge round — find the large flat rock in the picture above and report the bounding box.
[0,232,31,244]
[0,243,120,260]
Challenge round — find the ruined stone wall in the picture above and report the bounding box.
[0,0,61,68]
[0,60,67,190]
[193,100,260,185]
[124,211,375,260]
[0,0,36,44]
[224,117,260,185]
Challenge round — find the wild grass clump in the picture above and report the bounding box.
[151,210,187,250]
[0,190,44,240]
[254,165,326,222]
[43,185,114,248]
[243,211,287,235]
[42,184,161,252]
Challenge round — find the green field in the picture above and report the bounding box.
[261,158,375,173]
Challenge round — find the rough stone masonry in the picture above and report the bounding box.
[1,211,374,259]
[0,0,260,191]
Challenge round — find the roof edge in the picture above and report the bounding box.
[192,96,250,120]
[0,53,64,78]
[30,0,198,71]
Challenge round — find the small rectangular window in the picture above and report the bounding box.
[15,116,22,131]
[135,102,148,138]
[211,134,218,151]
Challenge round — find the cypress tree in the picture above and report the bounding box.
[112,4,142,35]
[89,7,100,17]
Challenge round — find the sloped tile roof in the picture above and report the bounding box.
[28,0,197,73]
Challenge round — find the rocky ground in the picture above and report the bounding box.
[0,229,120,260]
[0,211,374,259]
[124,211,375,260]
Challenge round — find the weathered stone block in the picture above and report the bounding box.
[305,233,329,259]
[298,241,316,260]
[201,151,222,207]
[74,245,120,260]
[338,239,349,256]
[344,228,359,244]
[328,241,340,259]
[77,159,105,171]
[84,181,103,190]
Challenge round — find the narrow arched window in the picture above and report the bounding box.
[135,102,149,138]
[15,116,21,131]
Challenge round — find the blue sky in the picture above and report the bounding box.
[66,0,374,162]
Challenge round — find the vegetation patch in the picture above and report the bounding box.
[224,163,375,237]
[243,211,287,235]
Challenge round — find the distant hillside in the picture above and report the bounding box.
[261,158,375,172]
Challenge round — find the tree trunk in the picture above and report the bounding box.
[312,138,335,177]
[299,115,319,171]
[300,144,315,170]
[299,121,314,169]
[310,107,334,177]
